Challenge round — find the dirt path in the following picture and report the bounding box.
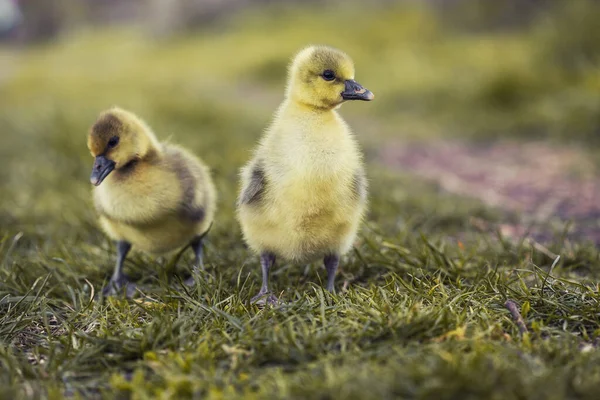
[381,140,600,245]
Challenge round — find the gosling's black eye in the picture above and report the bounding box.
[322,70,336,81]
[108,136,119,148]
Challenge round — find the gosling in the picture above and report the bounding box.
[87,107,217,297]
[236,45,374,304]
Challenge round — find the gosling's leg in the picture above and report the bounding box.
[251,252,278,305]
[102,241,135,298]
[184,235,204,286]
[323,253,340,292]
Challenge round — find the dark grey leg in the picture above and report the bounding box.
[251,252,278,305]
[323,254,339,292]
[191,235,204,270]
[102,241,135,297]
[184,235,204,286]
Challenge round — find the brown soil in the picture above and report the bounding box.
[381,140,600,245]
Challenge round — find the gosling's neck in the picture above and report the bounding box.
[281,96,340,119]
[272,99,348,147]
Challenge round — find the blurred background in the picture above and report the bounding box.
[2,3,600,396]
[1,0,599,245]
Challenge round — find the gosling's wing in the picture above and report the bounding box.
[238,161,267,206]
[164,146,208,223]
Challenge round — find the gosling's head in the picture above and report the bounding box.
[286,45,374,110]
[87,107,159,186]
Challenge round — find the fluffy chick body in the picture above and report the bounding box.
[95,144,215,254]
[238,102,366,262]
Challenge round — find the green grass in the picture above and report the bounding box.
[1,2,600,399]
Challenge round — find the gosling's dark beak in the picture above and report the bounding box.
[341,80,374,101]
[90,155,116,186]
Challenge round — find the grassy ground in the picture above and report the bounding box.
[1,2,599,399]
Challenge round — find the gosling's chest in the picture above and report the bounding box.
[93,170,182,223]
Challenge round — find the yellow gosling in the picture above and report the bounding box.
[236,45,374,304]
[87,107,217,296]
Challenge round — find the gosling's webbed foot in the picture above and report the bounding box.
[251,291,280,306]
[102,275,136,298]
[183,275,197,287]
[183,265,203,287]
